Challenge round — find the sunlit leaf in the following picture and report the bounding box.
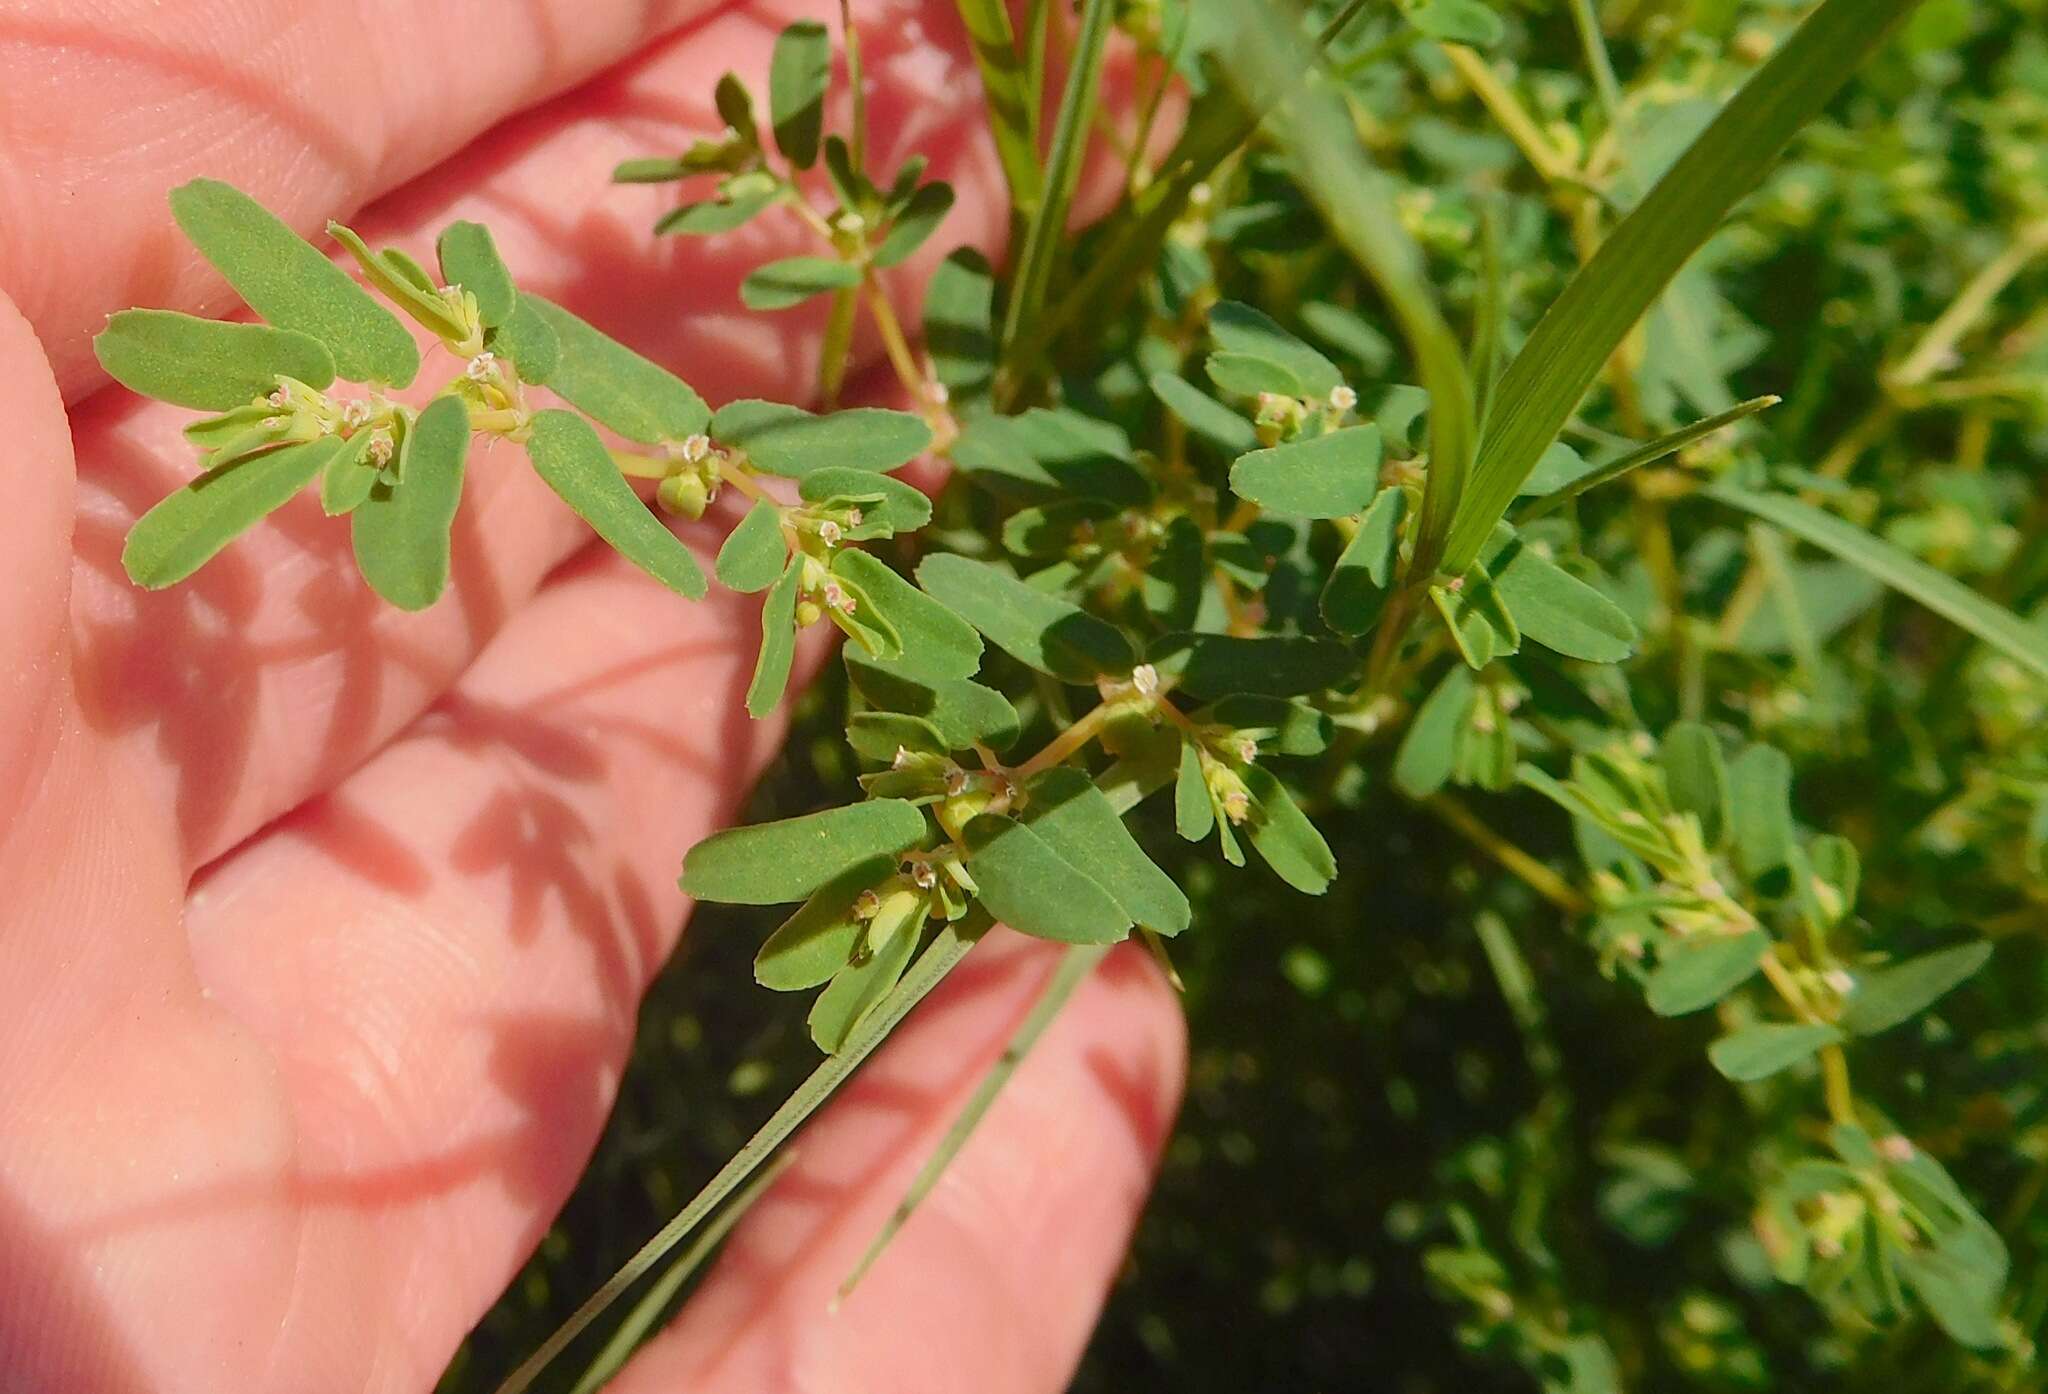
[963,814,1133,944]
[525,295,711,444]
[682,799,927,904]
[1229,427,1383,518]
[124,434,341,588]
[1024,769,1191,935]
[715,500,787,593]
[353,395,469,610]
[525,410,707,599]
[747,558,802,717]
[832,550,983,682]
[95,310,334,410]
[917,553,1133,682]
[436,220,516,327]
[741,256,861,310]
[712,400,932,476]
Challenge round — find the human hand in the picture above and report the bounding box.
[0,3,1185,1389]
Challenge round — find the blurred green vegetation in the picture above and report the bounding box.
[445,0,2048,1388]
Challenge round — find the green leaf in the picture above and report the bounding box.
[486,294,560,385]
[1446,0,1926,572]
[1490,536,1638,662]
[916,553,1133,682]
[1151,371,1257,454]
[94,310,334,410]
[741,256,861,310]
[1707,1022,1843,1081]
[951,409,1151,505]
[353,397,468,610]
[1152,633,1354,699]
[768,19,831,168]
[950,0,1043,220]
[1394,664,1474,798]
[809,910,920,1053]
[167,179,418,387]
[845,711,949,763]
[963,814,1133,944]
[1406,0,1504,44]
[525,410,707,599]
[1705,483,2048,683]
[1644,931,1769,1016]
[1728,744,1795,891]
[1001,498,1118,558]
[1024,769,1191,935]
[318,428,383,517]
[1142,515,1205,631]
[323,222,469,344]
[1661,722,1730,850]
[524,295,710,444]
[655,189,779,237]
[845,651,1019,750]
[875,183,955,266]
[923,248,997,408]
[1432,561,1519,669]
[715,500,787,593]
[1201,695,1333,756]
[682,800,926,905]
[1229,427,1383,518]
[1243,764,1336,894]
[1175,741,1215,842]
[1323,485,1407,635]
[1206,351,1306,399]
[1840,942,1992,1036]
[831,550,982,682]
[1209,302,1343,399]
[798,468,932,537]
[754,856,895,990]
[711,400,932,476]
[435,221,516,327]
[123,434,341,588]
[747,558,802,717]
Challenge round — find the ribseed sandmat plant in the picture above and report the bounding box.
[96,0,2048,1388]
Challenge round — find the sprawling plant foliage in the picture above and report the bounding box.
[97,0,2048,1388]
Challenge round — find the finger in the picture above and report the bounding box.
[0,0,724,399]
[615,935,1185,1394]
[0,288,75,827]
[66,0,1037,872]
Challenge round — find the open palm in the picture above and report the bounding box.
[0,2,1184,1389]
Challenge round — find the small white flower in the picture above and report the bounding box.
[817,519,843,546]
[1236,737,1258,763]
[1329,384,1358,412]
[366,434,394,466]
[944,764,971,797]
[681,433,712,463]
[854,889,882,918]
[1131,662,1160,696]
[339,398,372,430]
[1823,968,1856,996]
[464,351,497,382]
[823,581,856,615]
[909,861,937,889]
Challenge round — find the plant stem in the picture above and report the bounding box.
[1566,0,1625,131]
[1426,792,1592,915]
[1440,45,1577,185]
[1013,699,1118,780]
[1885,218,2048,390]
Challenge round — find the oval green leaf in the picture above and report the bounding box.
[95,310,335,410]
[525,410,707,600]
[352,395,469,610]
[124,435,341,588]
[682,799,927,905]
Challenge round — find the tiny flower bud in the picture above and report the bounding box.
[909,861,937,890]
[794,599,824,627]
[854,889,882,918]
[1445,575,1466,593]
[892,746,914,771]
[1878,1134,1915,1162]
[944,764,971,797]
[657,470,709,519]
[1329,384,1358,412]
[1222,788,1250,823]
[366,434,394,466]
[464,352,497,382]
[928,381,949,405]
[823,581,855,615]
[268,388,290,408]
[817,519,843,546]
[1236,737,1258,764]
[846,507,863,527]
[680,433,712,463]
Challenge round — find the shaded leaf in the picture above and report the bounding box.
[1661,722,1730,850]
[1151,370,1257,454]
[1210,300,1342,398]
[1152,633,1354,699]
[768,19,831,168]
[963,814,1133,944]
[1491,536,1638,662]
[741,256,861,310]
[747,558,802,717]
[1323,485,1407,635]
[832,550,983,682]
[755,856,895,990]
[1024,769,1191,935]
[1840,942,1992,1036]
[716,500,788,593]
[1243,764,1336,893]
[1175,741,1215,842]
[1708,1022,1843,1081]
[917,553,1133,681]
[875,182,955,266]
[1645,931,1769,1016]
[809,910,919,1053]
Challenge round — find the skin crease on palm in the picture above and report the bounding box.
[0,2,1190,1391]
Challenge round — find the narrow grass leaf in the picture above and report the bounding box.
[525,410,707,599]
[168,179,418,386]
[1519,396,1779,523]
[525,295,711,444]
[1449,0,1927,572]
[124,435,340,588]
[95,310,334,410]
[352,396,468,610]
[1706,482,2048,683]
[950,0,1044,218]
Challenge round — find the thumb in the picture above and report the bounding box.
[0,289,75,826]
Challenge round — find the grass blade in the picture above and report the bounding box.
[997,0,1114,373]
[837,942,1110,1300]
[1234,9,1476,580]
[565,1152,796,1394]
[1517,395,1779,522]
[492,918,983,1394]
[952,0,1044,220]
[1703,483,2048,683]
[1444,0,1926,573]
